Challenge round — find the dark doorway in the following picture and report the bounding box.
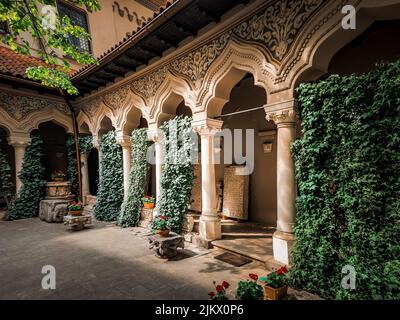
[88,148,99,196]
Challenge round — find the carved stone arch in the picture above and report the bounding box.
[102,85,131,117]
[116,90,147,135]
[77,111,95,135]
[25,109,74,134]
[197,40,274,118]
[282,0,400,92]
[92,102,117,136]
[151,72,196,125]
[0,108,20,137]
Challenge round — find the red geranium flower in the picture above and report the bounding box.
[216,285,224,293]
[222,281,229,288]
[159,216,167,220]
[277,266,288,275]
[208,291,215,298]
[249,273,258,281]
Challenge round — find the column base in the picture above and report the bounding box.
[273,230,296,265]
[199,215,221,241]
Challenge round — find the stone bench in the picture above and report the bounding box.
[148,232,184,259]
[63,214,92,231]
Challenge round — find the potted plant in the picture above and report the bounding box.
[142,195,155,209]
[68,200,83,216]
[260,266,288,300]
[154,215,170,237]
[235,273,264,300]
[51,170,65,182]
[208,281,230,300]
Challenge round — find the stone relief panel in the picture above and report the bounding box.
[0,91,69,121]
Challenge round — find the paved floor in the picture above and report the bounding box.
[0,218,270,300]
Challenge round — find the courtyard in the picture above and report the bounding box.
[0,218,282,300]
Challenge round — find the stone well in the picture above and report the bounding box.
[39,181,74,223]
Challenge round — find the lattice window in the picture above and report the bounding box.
[57,1,91,53]
[0,22,9,35]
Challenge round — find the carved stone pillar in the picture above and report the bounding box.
[8,135,31,193]
[116,134,132,199]
[93,135,102,182]
[80,152,90,204]
[265,99,298,265]
[147,128,163,203]
[192,118,223,241]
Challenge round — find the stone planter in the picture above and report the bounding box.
[144,202,155,209]
[52,177,64,182]
[157,229,170,237]
[264,285,288,300]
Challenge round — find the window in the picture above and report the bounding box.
[57,1,91,53]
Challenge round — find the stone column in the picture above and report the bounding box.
[8,135,31,193]
[80,152,90,204]
[147,128,163,202]
[93,135,102,182]
[265,99,298,265]
[116,134,132,199]
[192,118,223,241]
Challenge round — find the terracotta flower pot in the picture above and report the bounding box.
[157,229,170,237]
[69,210,83,216]
[264,285,288,300]
[53,177,64,182]
[144,202,155,209]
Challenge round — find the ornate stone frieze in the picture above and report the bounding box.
[233,0,324,61]
[79,97,103,118]
[0,91,68,121]
[130,66,168,101]
[104,85,130,110]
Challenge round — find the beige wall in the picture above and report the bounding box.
[216,77,277,225]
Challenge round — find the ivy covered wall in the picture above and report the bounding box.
[7,135,46,220]
[290,61,400,300]
[94,131,123,221]
[118,128,149,227]
[155,116,195,233]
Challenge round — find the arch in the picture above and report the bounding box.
[97,114,114,137]
[77,111,95,135]
[26,109,73,134]
[288,0,400,90]
[0,112,15,137]
[92,103,117,136]
[115,91,147,135]
[197,40,274,118]
[151,73,196,125]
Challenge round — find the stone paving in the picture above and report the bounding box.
[0,218,320,300]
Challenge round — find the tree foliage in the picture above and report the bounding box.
[0,0,100,95]
[118,128,149,227]
[94,131,123,221]
[290,61,400,300]
[7,135,46,220]
[66,135,93,198]
[154,116,195,233]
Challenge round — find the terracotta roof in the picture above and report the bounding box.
[0,45,47,79]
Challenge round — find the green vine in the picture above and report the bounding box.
[7,135,46,220]
[94,131,123,221]
[154,116,195,233]
[290,61,400,300]
[0,139,14,206]
[118,128,149,227]
[66,135,93,198]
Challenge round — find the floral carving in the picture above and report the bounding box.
[170,33,230,88]
[80,97,103,118]
[130,66,168,101]
[104,85,129,110]
[0,92,68,121]
[233,0,324,60]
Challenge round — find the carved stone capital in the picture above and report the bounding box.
[115,132,131,148]
[265,100,298,127]
[147,128,163,143]
[191,118,223,136]
[8,136,31,148]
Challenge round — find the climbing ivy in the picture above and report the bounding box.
[7,135,46,220]
[154,116,195,233]
[118,128,149,227]
[94,131,123,221]
[66,135,93,198]
[290,61,400,300]
[0,140,13,206]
